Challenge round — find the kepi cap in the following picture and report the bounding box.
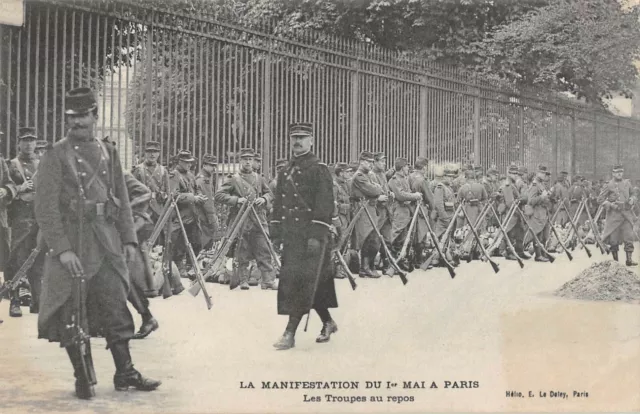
[612,165,624,173]
[359,151,375,162]
[144,140,161,152]
[394,157,407,169]
[65,87,98,115]
[176,149,195,162]
[18,127,37,140]
[202,154,218,165]
[289,122,313,137]
[239,148,256,159]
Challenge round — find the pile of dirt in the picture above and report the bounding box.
[555,260,640,303]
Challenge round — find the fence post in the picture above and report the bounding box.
[349,56,360,161]
[616,118,621,166]
[262,52,272,178]
[145,21,153,155]
[570,111,576,175]
[519,105,524,166]
[418,76,428,158]
[473,87,480,166]
[552,105,558,180]
[593,113,597,180]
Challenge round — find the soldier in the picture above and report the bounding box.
[457,167,487,228]
[387,157,422,274]
[523,164,553,262]
[0,149,17,324]
[35,139,49,159]
[195,154,219,250]
[430,165,458,266]
[6,127,43,317]
[597,165,638,266]
[333,162,351,246]
[169,149,206,278]
[270,122,338,350]
[132,141,170,223]
[371,152,393,270]
[498,163,528,260]
[123,170,160,340]
[452,163,470,193]
[552,170,571,226]
[214,148,276,290]
[34,87,160,399]
[350,151,385,278]
[567,175,589,226]
[269,158,288,195]
[408,157,435,265]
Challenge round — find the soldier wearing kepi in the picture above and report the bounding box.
[34,87,160,399]
[35,139,49,159]
[430,165,458,266]
[408,156,435,266]
[0,147,17,323]
[498,163,527,260]
[350,151,385,278]
[333,162,352,246]
[214,148,276,290]
[6,127,43,317]
[132,141,171,223]
[387,157,422,274]
[169,149,206,278]
[195,154,219,250]
[523,164,553,262]
[567,175,589,226]
[371,152,393,270]
[598,165,638,266]
[270,122,338,350]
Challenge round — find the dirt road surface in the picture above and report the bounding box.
[1,248,639,413]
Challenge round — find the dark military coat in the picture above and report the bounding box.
[371,168,392,241]
[132,161,170,219]
[349,168,383,249]
[408,171,435,244]
[270,152,337,315]
[195,170,218,246]
[334,176,351,232]
[567,182,589,225]
[432,182,456,236]
[498,177,520,232]
[8,154,39,249]
[0,157,17,270]
[388,171,421,243]
[525,178,552,234]
[124,171,155,292]
[35,137,137,341]
[169,165,202,226]
[552,179,570,226]
[597,178,636,241]
[457,179,488,227]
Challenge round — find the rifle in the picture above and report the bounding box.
[417,204,456,278]
[559,202,591,258]
[546,215,573,261]
[562,200,586,249]
[396,203,421,262]
[339,205,364,254]
[249,205,281,271]
[333,248,357,290]
[487,205,524,269]
[361,202,408,285]
[486,201,518,255]
[583,203,608,255]
[170,194,213,310]
[67,192,97,389]
[0,238,43,300]
[460,202,492,263]
[460,200,500,273]
[515,205,555,262]
[419,203,462,272]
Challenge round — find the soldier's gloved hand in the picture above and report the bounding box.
[59,250,85,279]
[254,197,266,207]
[307,238,322,256]
[237,197,247,205]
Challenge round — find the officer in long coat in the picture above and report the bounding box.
[387,157,422,274]
[6,127,43,317]
[270,123,337,350]
[371,152,393,270]
[34,87,160,399]
[408,157,435,265]
[597,165,638,266]
[123,170,160,339]
[214,148,276,290]
[169,150,206,278]
[349,151,384,278]
[522,164,553,262]
[195,154,219,250]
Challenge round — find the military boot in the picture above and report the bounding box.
[9,299,22,317]
[273,331,295,350]
[358,255,370,278]
[367,255,382,278]
[534,245,550,262]
[66,346,96,400]
[132,315,159,340]
[611,250,619,262]
[626,251,637,267]
[316,320,338,343]
[261,271,278,290]
[111,341,161,392]
[239,265,250,290]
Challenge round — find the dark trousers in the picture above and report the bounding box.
[6,228,43,306]
[171,220,202,265]
[127,281,150,318]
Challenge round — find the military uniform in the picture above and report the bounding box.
[195,154,219,250]
[551,173,570,226]
[387,159,422,261]
[522,165,553,261]
[349,151,383,278]
[567,176,589,226]
[497,164,527,259]
[169,150,204,276]
[6,127,44,316]
[432,172,457,238]
[333,163,351,246]
[371,153,392,268]
[457,171,488,229]
[35,87,160,399]
[408,158,435,263]
[0,156,17,273]
[132,141,170,222]
[597,165,638,265]
[214,148,275,290]
[270,123,338,350]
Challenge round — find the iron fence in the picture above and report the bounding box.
[1,0,639,182]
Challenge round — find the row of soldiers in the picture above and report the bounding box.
[326,151,638,277]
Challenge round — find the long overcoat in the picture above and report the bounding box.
[0,158,17,271]
[457,180,488,227]
[349,169,382,249]
[498,178,520,233]
[35,137,137,342]
[408,171,435,244]
[195,170,218,247]
[388,172,421,243]
[371,169,392,242]
[270,152,336,315]
[598,179,636,242]
[525,179,552,235]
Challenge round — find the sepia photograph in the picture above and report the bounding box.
[1,0,640,412]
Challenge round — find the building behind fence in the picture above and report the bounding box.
[1,0,639,181]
